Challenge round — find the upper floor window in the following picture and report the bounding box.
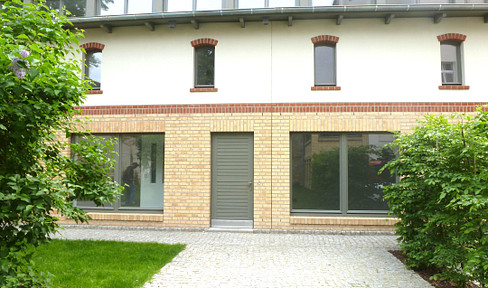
[45,0,86,16]
[99,0,153,15]
[81,42,105,91]
[195,46,215,87]
[86,50,102,89]
[191,38,218,88]
[312,35,339,87]
[440,41,462,85]
[437,33,466,86]
[238,0,298,8]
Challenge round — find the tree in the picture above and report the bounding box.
[381,109,488,287]
[0,1,121,286]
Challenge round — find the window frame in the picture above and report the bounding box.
[290,132,396,216]
[97,0,154,15]
[314,42,337,86]
[440,40,463,86]
[194,45,216,88]
[72,133,165,213]
[84,49,103,90]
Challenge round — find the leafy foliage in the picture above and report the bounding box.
[0,1,121,286]
[381,108,488,287]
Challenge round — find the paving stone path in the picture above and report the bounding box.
[53,226,432,288]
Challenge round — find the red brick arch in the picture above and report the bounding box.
[437,33,466,42]
[191,38,218,48]
[311,35,339,45]
[80,42,105,51]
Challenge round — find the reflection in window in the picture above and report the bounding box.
[74,134,165,210]
[347,133,395,211]
[197,0,222,10]
[128,0,153,14]
[100,0,124,15]
[441,41,462,85]
[314,43,336,86]
[313,0,335,5]
[291,133,395,213]
[167,0,193,11]
[195,46,215,87]
[72,135,116,209]
[268,0,296,7]
[44,0,86,16]
[85,50,102,90]
[120,134,165,209]
[238,0,266,8]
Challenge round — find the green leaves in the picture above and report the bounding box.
[0,1,119,287]
[382,108,488,287]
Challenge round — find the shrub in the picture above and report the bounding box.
[0,1,121,286]
[381,108,488,287]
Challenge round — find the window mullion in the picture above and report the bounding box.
[114,135,121,211]
[340,134,348,214]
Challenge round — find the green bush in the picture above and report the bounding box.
[381,108,488,287]
[0,1,121,286]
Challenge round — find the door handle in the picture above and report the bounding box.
[248,181,253,188]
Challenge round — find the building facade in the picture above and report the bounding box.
[44,0,488,231]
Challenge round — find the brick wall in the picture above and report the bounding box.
[65,102,486,231]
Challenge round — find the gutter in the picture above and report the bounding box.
[68,5,488,28]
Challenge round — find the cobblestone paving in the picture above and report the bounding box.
[53,226,432,288]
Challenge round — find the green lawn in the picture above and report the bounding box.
[33,239,185,288]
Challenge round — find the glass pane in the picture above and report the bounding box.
[340,0,375,4]
[74,135,116,209]
[418,0,451,3]
[268,0,296,7]
[291,133,340,211]
[45,0,61,13]
[64,0,87,16]
[195,46,215,87]
[238,0,266,8]
[86,51,102,89]
[386,0,416,3]
[167,0,193,11]
[313,0,335,6]
[100,0,125,15]
[315,44,335,86]
[128,0,152,13]
[197,0,222,10]
[347,133,395,211]
[120,134,164,209]
[441,43,460,84]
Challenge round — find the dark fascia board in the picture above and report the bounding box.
[68,5,488,29]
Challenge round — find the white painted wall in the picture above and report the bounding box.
[80,16,488,106]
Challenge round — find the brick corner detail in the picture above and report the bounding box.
[190,87,218,92]
[311,86,341,91]
[438,85,470,90]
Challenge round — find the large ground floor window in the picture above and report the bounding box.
[291,132,395,214]
[73,133,165,211]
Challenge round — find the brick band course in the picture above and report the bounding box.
[76,102,487,115]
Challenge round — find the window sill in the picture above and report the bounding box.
[87,90,103,94]
[190,87,218,92]
[438,85,470,90]
[290,215,398,227]
[311,86,341,91]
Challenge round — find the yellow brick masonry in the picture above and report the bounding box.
[58,110,456,231]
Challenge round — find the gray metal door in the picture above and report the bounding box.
[211,133,253,228]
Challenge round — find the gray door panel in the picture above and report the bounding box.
[212,133,253,221]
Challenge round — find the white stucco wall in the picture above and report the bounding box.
[80,16,488,106]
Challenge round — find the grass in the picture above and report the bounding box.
[32,239,185,288]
